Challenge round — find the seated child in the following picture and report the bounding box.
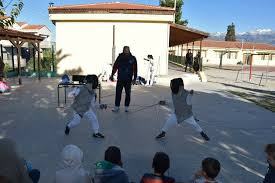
[190,157,221,183]
[55,144,90,183]
[140,152,175,183]
[263,144,275,183]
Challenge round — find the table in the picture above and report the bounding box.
[57,83,101,107]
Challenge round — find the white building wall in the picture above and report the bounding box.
[172,46,275,66]
[55,21,169,76]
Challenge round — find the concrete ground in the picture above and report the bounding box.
[0,65,274,183]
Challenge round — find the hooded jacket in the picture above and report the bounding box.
[263,164,275,183]
[93,160,129,183]
[111,53,137,82]
[0,138,32,183]
[55,145,90,183]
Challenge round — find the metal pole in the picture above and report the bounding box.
[112,25,116,65]
[259,73,264,86]
[173,0,177,23]
[1,45,3,60]
[265,56,270,86]
[33,48,36,71]
[199,40,202,71]
[235,70,240,82]
[11,46,15,71]
[16,46,22,85]
[249,55,253,81]
[99,83,101,104]
[180,44,183,65]
[51,44,54,72]
[38,44,41,80]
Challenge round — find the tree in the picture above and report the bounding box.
[160,0,188,25]
[225,23,236,41]
[0,0,24,28]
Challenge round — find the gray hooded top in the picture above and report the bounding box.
[0,138,32,183]
[93,160,129,183]
[71,85,96,116]
[172,89,193,123]
[55,144,90,183]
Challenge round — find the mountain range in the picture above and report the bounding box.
[210,29,275,45]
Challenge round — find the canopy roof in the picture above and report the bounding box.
[169,24,209,47]
[0,28,44,42]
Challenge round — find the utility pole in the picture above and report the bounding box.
[173,0,177,23]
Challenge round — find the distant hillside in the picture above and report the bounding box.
[210,29,275,45]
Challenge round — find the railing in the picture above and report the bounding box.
[235,70,275,86]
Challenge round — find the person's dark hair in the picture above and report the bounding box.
[148,55,153,59]
[152,152,170,175]
[105,146,122,166]
[170,78,184,94]
[265,144,275,160]
[85,74,98,89]
[202,158,221,179]
[0,176,11,183]
[123,46,130,53]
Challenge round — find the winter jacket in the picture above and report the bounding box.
[112,53,137,81]
[0,138,32,183]
[55,145,90,183]
[185,52,193,65]
[263,164,275,183]
[140,173,175,183]
[191,177,221,183]
[93,160,129,183]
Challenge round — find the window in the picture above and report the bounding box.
[202,51,207,58]
[272,55,275,61]
[268,54,272,60]
[215,51,223,58]
[226,52,237,59]
[232,52,237,59]
[227,52,231,59]
[261,55,266,60]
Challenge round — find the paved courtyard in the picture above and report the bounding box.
[0,65,274,183]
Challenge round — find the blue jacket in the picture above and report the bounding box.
[263,164,275,183]
[111,53,137,81]
[93,161,129,183]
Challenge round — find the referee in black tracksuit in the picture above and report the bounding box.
[109,46,137,112]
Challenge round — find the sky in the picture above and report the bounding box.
[8,0,275,38]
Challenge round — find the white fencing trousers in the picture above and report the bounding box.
[161,114,203,133]
[67,110,99,134]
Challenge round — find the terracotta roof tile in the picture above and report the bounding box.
[193,39,275,51]
[22,25,45,30]
[0,15,10,20]
[17,22,27,26]
[49,2,175,14]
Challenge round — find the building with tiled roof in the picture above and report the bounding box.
[49,2,208,76]
[0,19,52,69]
[171,39,275,66]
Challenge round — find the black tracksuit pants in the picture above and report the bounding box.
[115,80,132,107]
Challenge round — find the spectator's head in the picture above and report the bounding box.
[0,138,29,183]
[123,46,130,55]
[85,74,99,90]
[265,144,275,167]
[188,49,191,53]
[201,158,221,180]
[170,78,184,94]
[61,145,83,169]
[152,152,170,176]
[105,146,122,167]
[0,176,11,183]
